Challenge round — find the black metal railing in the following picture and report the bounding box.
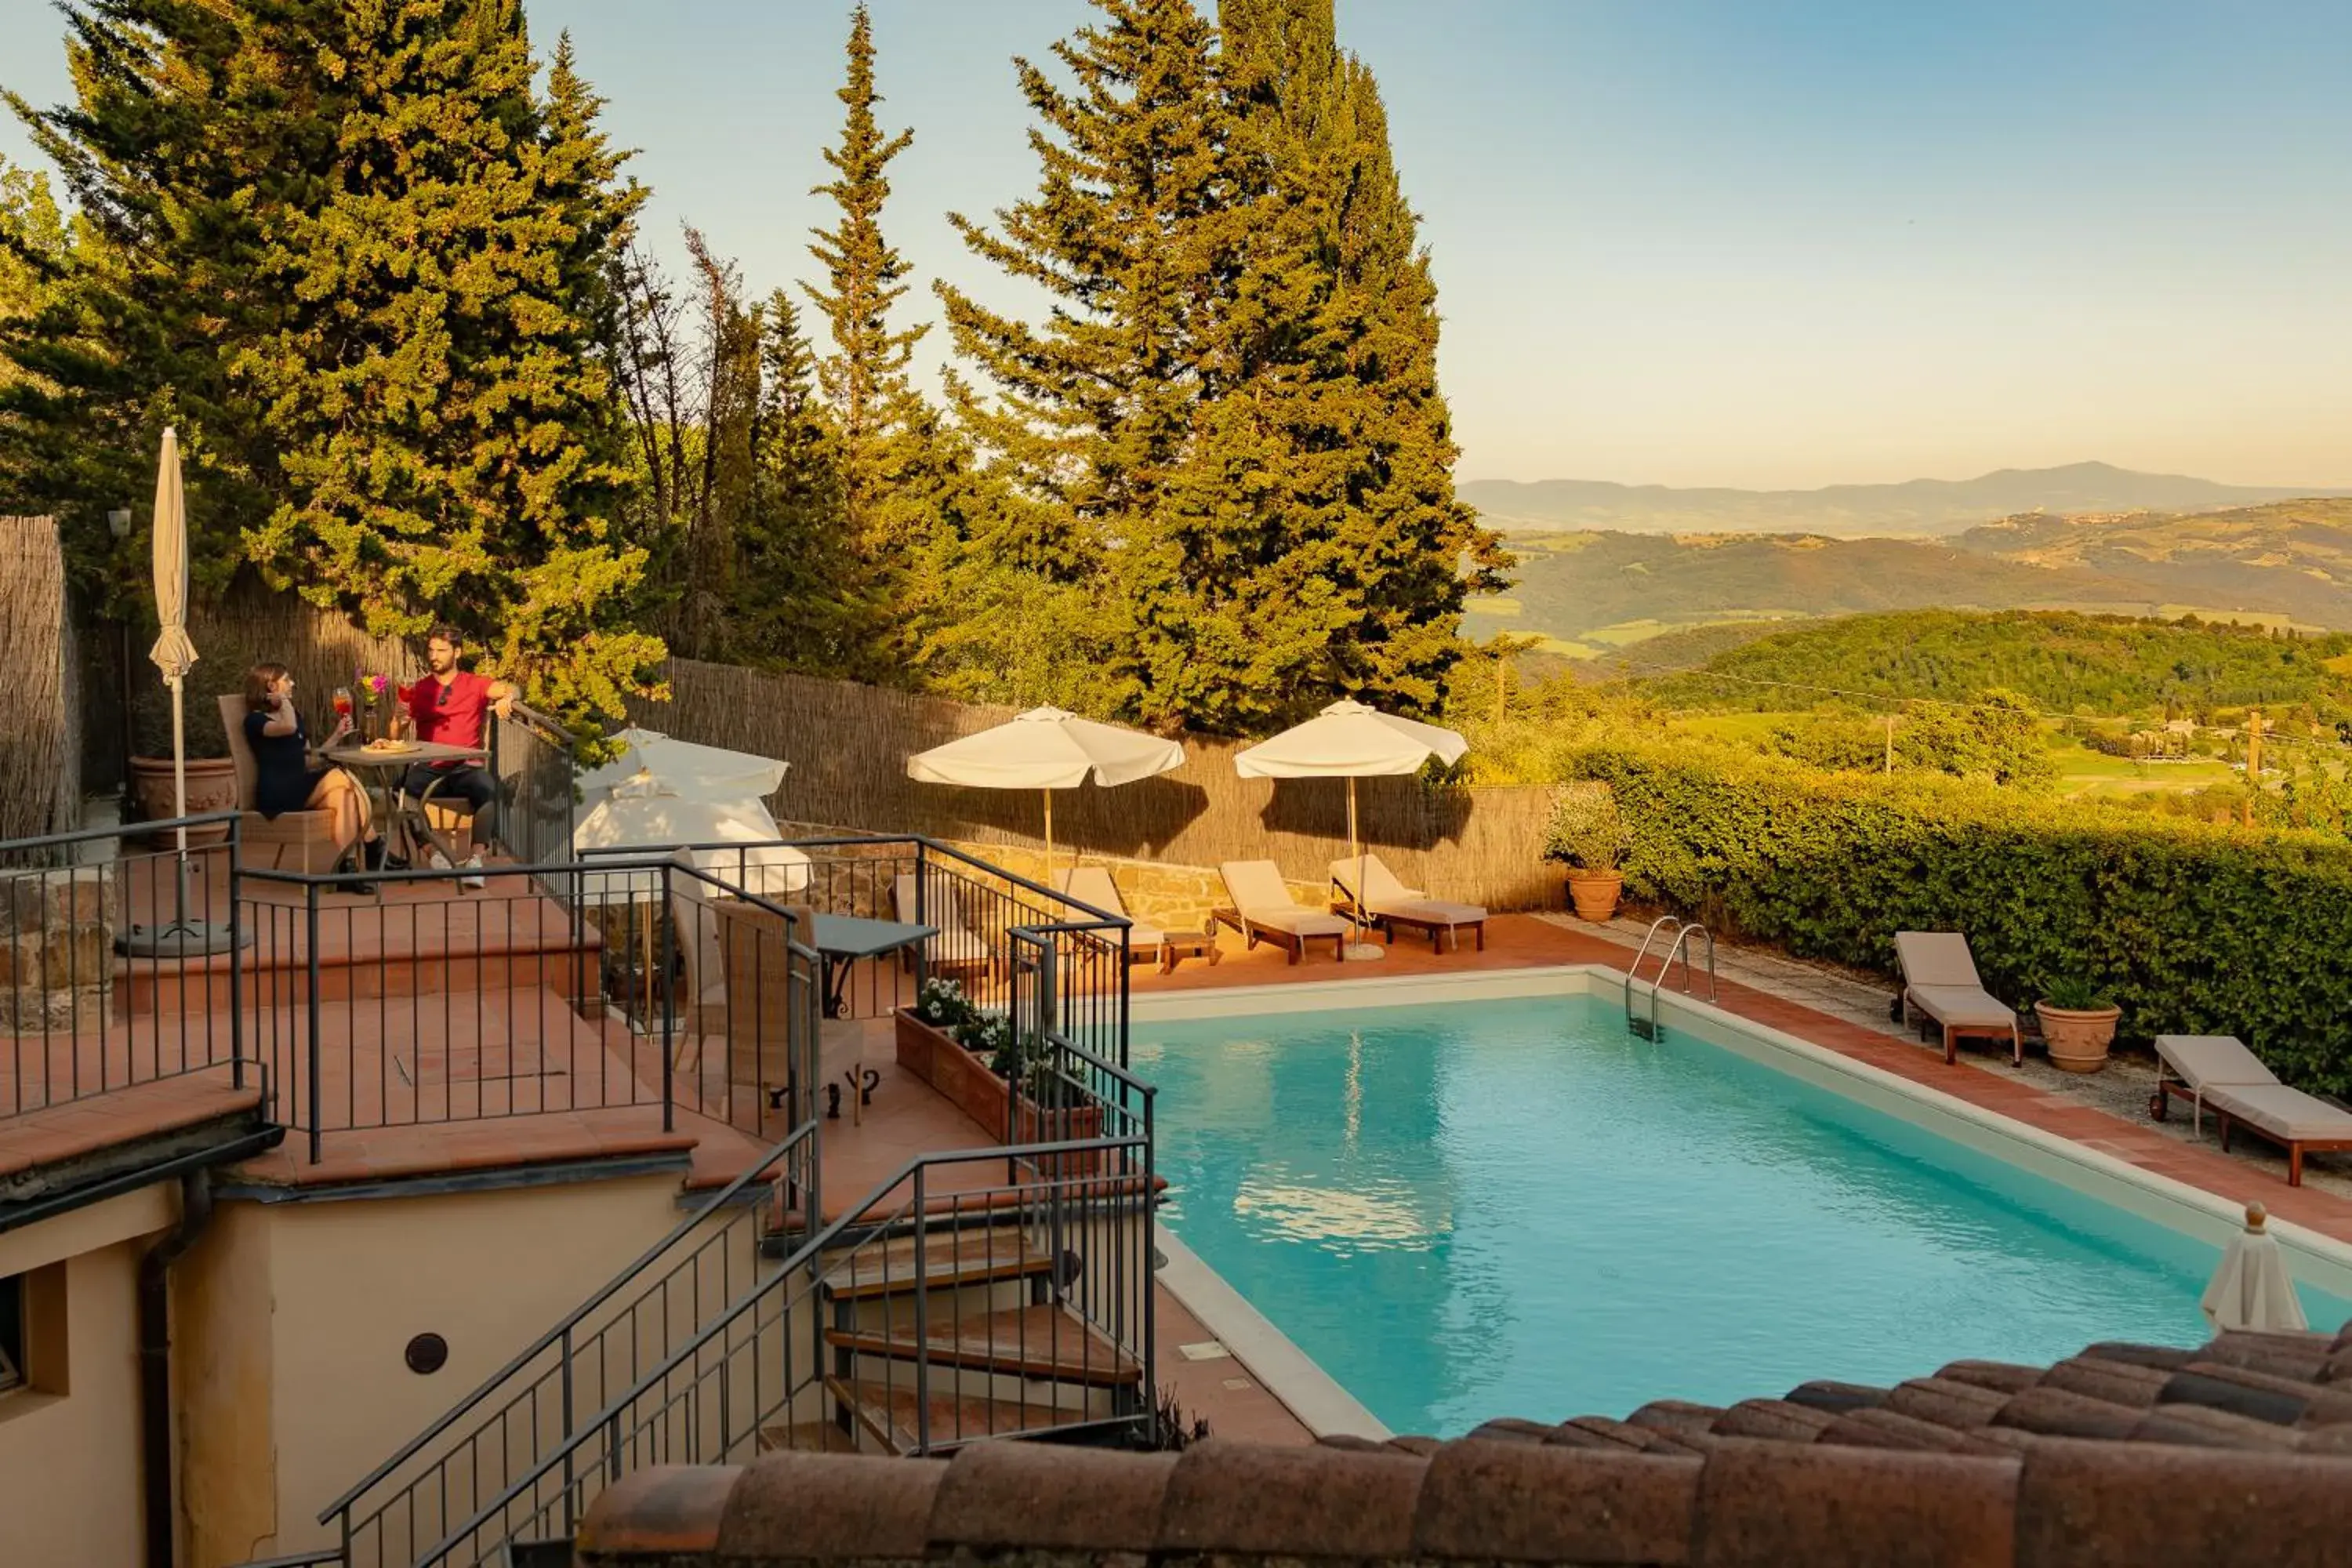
[487,704,577,869]
[412,1109,1156,1568]
[2,811,251,1120]
[236,856,822,1162]
[321,1120,821,1568]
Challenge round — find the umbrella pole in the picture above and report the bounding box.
[1345,778,1381,961]
[169,672,191,931]
[1042,789,1054,883]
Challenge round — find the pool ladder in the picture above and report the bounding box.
[1624,916,1716,1040]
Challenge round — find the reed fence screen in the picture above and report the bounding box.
[634,659,1563,911]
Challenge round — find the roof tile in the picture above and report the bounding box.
[1991,1386,2145,1442]
[1816,1407,2018,1457]
[2038,1356,2170,1408]
[1708,1399,1838,1443]
[2013,1443,2352,1567]
[1414,1441,1700,1565]
[572,1465,737,1559]
[1691,1440,2020,1568]
[927,1443,1173,1552]
[2162,1362,2352,1428]
[1886,1377,2011,1429]
[713,1451,943,1560]
[1935,1359,2045,1395]
[2127,1403,2308,1453]
[1784,1380,1890,1414]
[1156,1439,1426,1556]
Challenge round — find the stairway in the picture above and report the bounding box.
[764,1221,1146,1456]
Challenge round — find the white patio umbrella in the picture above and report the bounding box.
[906,707,1185,879]
[125,427,245,955]
[2201,1201,2307,1334]
[575,726,789,811]
[1233,700,1468,961]
[575,782,811,902]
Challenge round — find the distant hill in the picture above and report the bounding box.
[1467,498,2352,652]
[1461,462,2341,539]
[1636,608,2352,717]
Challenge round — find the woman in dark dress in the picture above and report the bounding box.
[243,663,384,877]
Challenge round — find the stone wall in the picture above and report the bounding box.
[0,866,117,1032]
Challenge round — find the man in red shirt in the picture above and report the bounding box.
[401,624,517,869]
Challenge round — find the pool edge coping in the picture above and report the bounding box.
[1154,1222,1393,1442]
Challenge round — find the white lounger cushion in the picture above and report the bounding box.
[1893,932,1985,990]
[1904,984,2017,1029]
[1057,866,1166,949]
[2153,1034,2278,1090]
[2204,1083,2352,1142]
[1221,860,1352,937]
[1329,855,1487,927]
[892,873,990,965]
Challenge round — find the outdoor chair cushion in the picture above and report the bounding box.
[1893,931,1986,990]
[2204,1083,2352,1142]
[2154,1034,2279,1090]
[1220,860,1352,937]
[891,873,990,967]
[1904,984,2017,1029]
[1056,867,1166,950]
[1329,855,1486,927]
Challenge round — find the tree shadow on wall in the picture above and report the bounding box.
[1258,775,1472,851]
[922,775,1215,861]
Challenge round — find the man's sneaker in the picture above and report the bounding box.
[461,851,488,890]
[426,848,452,873]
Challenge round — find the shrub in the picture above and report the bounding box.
[912,978,978,1033]
[2039,975,2113,1011]
[1543,782,1632,871]
[1565,739,2352,1095]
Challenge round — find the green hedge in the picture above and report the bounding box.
[1567,742,2352,1096]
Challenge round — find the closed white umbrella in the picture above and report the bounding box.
[2201,1201,2307,1334]
[906,706,1185,878]
[577,727,788,810]
[1234,701,1468,961]
[125,427,244,954]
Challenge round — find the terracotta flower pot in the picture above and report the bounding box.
[129,755,238,846]
[2034,1001,2120,1073]
[1566,870,1624,923]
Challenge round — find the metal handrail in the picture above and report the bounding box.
[318,1119,820,1524]
[414,1131,1155,1568]
[1624,916,1715,1040]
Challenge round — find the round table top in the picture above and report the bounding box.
[323,739,486,770]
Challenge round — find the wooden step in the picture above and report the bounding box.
[757,1419,860,1454]
[826,1304,1140,1387]
[819,1227,1055,1300]
[823,1375,1076,1454]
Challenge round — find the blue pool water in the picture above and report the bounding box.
[1137,993,2352,1437]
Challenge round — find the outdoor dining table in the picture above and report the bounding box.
[322,738,488,874]
[807,913,936,1019]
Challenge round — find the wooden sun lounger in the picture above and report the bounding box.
[1327,855,1486,953]
[1058,867,1218,975]
[1215,860,1350,964]
[891,872,993,983]
[1893,931,2021,1065]
[2154,1033,2352,1185]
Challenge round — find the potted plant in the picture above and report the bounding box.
[894,978,977,1080]
[1544,784,1632,922]
[2034,976,2121,1073]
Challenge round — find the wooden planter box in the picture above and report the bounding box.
[895,1008,1105,1170]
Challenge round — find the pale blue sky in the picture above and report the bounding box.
[5,0,2349,487]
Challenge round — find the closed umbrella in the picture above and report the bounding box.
[124,427,245,954]
[906,707,1185,879]
[1234,701,1468,961]
[2201,1201,2307,1333]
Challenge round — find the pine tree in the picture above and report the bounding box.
[735,287,861,672]
[804,2,928,557]
[233,0,662,735]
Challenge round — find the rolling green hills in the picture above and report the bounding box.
[1465,497,2352,654]
[1638,608,2352,717]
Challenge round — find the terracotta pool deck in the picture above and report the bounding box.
[1130,912,2352,1248]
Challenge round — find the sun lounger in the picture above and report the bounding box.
[2153,1033,2352,1185]
[1893,931,2020,1065]
[1328,855,1487,953]
[1214,860,1351,964]
[2152,1034,2280,1134]
[2205,1083,2352,1188]
[1057,866,1212,974]
[891,871,993,982]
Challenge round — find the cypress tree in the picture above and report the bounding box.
[936,0,1243,720]
[234,0,662,734]
[804,2,928,559]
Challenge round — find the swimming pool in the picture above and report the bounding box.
[1136,983,2352,1439]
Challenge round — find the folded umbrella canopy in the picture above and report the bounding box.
[2201,1201,2307,1333]
[1233,701,1469,960]
[906,707,1185,878]
[576,726,789,810]
[573,730,802,900]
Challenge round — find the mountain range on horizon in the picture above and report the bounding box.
[1459,461,2349,539]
